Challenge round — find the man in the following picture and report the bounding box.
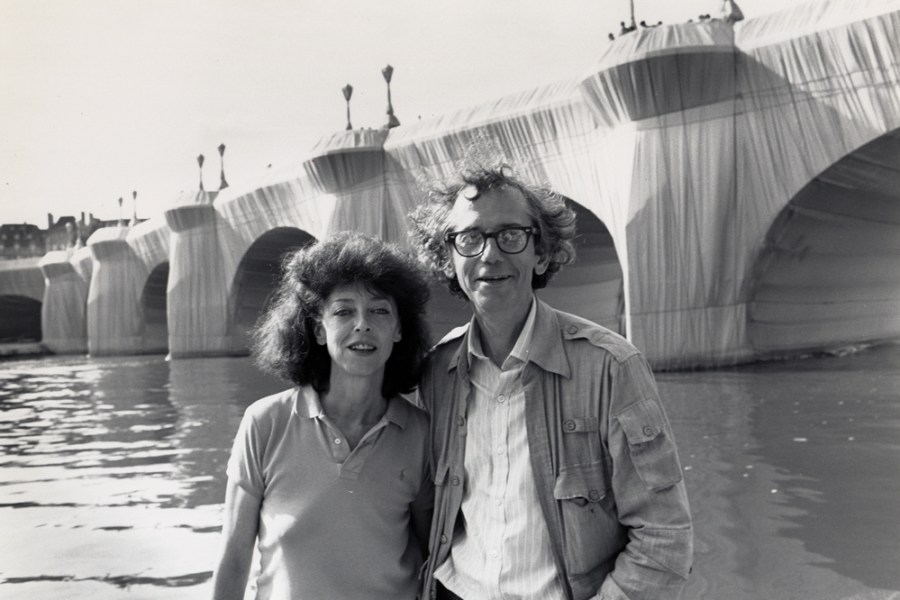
[409,157,693,600]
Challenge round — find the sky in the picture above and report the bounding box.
[0,0,803,227]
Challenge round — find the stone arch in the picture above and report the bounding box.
[0,295,41,342]
[231,227,316,350]
[142,262,170,354]
[748,128,900,356]
[538,198,624,335]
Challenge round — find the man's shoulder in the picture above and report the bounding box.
[551,306,640,364]
[428,323,468,359]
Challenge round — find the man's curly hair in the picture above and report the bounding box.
[408,153,577,299]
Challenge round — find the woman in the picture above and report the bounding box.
[211,231,433,600]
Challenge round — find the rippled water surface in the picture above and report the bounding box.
[1,347,899,599]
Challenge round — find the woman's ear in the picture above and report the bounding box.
[314,320,326,345]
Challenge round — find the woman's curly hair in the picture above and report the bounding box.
[251,231,431,398]
[408,153,577,299]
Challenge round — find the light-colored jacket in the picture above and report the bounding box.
[418,299,693,600]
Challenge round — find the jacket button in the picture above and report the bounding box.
[451,476,460,486]
[643,426,654,437]
[567,325,578,334]
[563,419,576,431]
[440,534,448,543]
[456,416,465,427]
[588,489,601,501]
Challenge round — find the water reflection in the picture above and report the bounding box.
[1,346,899,599]
[0,354,285,598]
[663,345,900,599]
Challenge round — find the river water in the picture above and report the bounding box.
[1,346,899,600]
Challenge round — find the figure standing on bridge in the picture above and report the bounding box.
[409,152,693,600]
[211,232,433,600]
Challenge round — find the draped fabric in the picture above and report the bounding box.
[39,251,88,354]
[12,0,900,366]
[0,258,44,301]
[86,226,148,355]
[165,191,235,357]
[737,0,900,356]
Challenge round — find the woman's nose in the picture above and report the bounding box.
[354,316,371,331]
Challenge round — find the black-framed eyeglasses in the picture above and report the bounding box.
[444,226,538,257]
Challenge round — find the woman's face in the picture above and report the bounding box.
[314,281,402,382]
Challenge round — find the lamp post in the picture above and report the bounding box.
[197,154,205,191]
[218,143,229,190]
[117,196,124,226]
[342,84,354,130]
[382,65,400,128]
[132,190,138,224]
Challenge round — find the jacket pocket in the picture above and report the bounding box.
[617,399,682,491]
[553,462,623,576]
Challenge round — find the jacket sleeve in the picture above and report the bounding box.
[600,353,693,600]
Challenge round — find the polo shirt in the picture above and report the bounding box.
[227,385,432,600]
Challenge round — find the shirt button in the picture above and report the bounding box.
[568,325,578,334]
[440,534,448,543]
[491,550,499,558]
[496,446,505,455]
[588,489,601,501]
[495,499,502,507]
[563,419,576,431]
[451,476,460,486]
[497,395,506,404]
[456,415,466,426]
[643,426,654,437]
[334,438,342,445]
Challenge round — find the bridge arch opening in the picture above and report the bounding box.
[748,128,900,357]
[0,295,42,343]
[232,227,316,351]
[538,199,624,335]
[142,262,169,353]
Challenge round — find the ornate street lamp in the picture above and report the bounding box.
[218,143,229,190]
[342,84,354,130]
[197,154,205,191]
[382,65,400,128]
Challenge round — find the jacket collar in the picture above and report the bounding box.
[448,298,570,378]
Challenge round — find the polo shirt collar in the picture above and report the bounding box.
[295,384,408,429]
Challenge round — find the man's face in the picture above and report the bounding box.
[445,186,549,320]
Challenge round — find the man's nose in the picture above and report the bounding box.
[480,237,503,262]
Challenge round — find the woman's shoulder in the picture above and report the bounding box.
[242,387,300,422]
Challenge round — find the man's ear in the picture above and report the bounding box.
[534,252,551,276]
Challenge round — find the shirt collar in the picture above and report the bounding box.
[454,296,568,377]
[296,384,408,429]
[466,295,537,368]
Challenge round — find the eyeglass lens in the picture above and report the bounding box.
[453,228,530,256]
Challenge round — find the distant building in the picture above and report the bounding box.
[0,212,143,260]
[0,223,45,259]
